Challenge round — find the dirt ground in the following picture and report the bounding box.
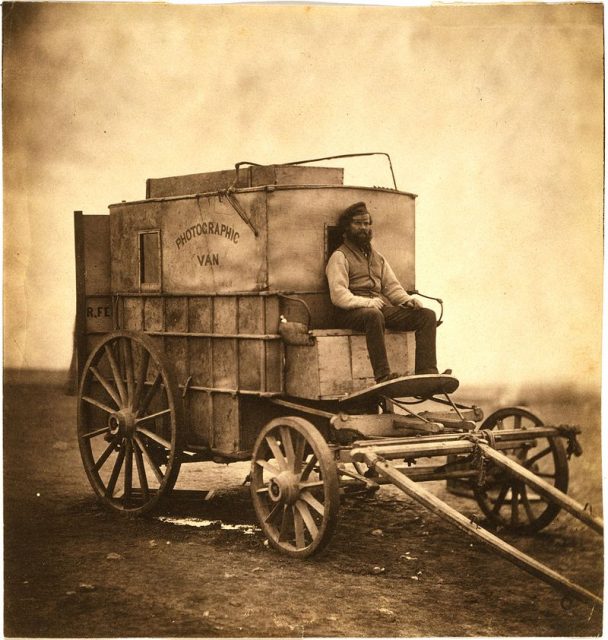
[3,375,604,637]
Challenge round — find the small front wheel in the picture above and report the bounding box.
[250,417,340,557]
[473,407,568,533]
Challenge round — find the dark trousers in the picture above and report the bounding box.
[335,305,437,379]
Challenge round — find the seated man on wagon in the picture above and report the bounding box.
[326,201,445,384]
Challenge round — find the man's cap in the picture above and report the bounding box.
[343,202,370,218]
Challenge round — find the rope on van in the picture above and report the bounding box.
[215,191,259,237]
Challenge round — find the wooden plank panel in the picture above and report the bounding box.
[214,296,237,334]
[238,297,264,334]
[110,202,161,293]
[122,297,143,331]
[265,342,283,393]
[160,193,268,294]
[166,297,188,332]
[265,296,280,334]
[386,333,415,376]
[317,336,352,397]
[238,340,262,390]
[188,391,211,446]
[212,338,237,389]
[165,337,188,385]
[144,297,163,331]
[83,215,111,294]
[350,335,372,380]
[190,338,212,387]
[284,345,319,398]
[189,297,212,332]
[212,394,239,454]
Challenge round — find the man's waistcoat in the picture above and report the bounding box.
[336,241,384,297]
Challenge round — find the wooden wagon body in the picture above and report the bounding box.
[75,163,417,459]
[74,157,602,607]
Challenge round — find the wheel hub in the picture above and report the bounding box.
[268,472,300,504]
[108,410,136,438]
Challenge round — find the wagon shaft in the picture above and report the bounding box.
[351,439,603,607]
[477,442,603,535]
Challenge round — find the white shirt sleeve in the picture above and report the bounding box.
[325,251,376,309]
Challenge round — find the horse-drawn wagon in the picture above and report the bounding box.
[74,154,602,606]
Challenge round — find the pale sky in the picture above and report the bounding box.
[3,2,604,390]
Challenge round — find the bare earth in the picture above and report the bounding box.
[3,378,604,637]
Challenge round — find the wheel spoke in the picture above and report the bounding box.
[300,480,324,490]
[278,505,290,542]
[535,472,556,479]
[255,459,281,476]
[295,500,319,539]
[521,488,536,523]
[133,434,164,483]
[265,435,287,471]
[491,483,510,515]
[510,485,520,526]
[513,414,522,430]
[294,433,306,474]
[133,439,150,502]
[105,443,126,497]
[301,454,318,481]
[93,438,119,471]
[293,505,305,549]
[135,408,172,425]
[104,344,127,405]
[300,490,325,516]
[90,366,121,408]
[82,395,116,415]
[81,425,111,440]
[524,446,552,469]
[123,440,133,502]
[122,338,136,406]
[280,426,296,470]
[137,426,171,450]
[264,502,284,524]
[137,373,162,418]
[133,349,150,410]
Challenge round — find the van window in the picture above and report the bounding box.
[139,231,160,288]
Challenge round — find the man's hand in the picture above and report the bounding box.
[368,297,385,310]
[403,298,423,310]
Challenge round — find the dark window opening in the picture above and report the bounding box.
[140,231,160,287]
[325,225,343,263]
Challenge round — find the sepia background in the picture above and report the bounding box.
[3,4,604,637]
[3,2,604,391]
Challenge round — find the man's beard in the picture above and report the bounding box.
[346,228,373,253]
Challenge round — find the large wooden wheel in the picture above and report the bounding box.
[250,417,340,557]
[77,331,184,515]
[474,407,568,533]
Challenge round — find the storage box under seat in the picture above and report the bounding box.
[284,329,416,400]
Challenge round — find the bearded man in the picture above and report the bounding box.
[325,201,442,384]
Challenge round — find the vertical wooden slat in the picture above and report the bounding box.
[73,211,87,382]
[235,297,240,391]
[209,298,215,450]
